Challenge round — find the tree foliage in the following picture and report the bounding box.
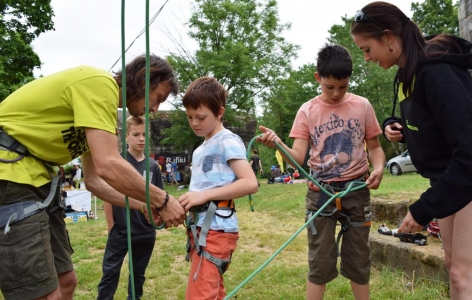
[258,63,319,169]
[163,0,299,153]
[411,0,459,36]
[0,0,54,101]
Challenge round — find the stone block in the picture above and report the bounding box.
[370,232,448,282]
[370,198,410,225]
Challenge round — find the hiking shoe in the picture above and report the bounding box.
[378,223,393,236]
[394,232,428,246]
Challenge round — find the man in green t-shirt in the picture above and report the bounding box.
[0,54,186,300]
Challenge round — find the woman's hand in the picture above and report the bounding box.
[398,211,424,233]
[384,122,404,142]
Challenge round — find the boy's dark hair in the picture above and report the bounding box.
[316,44,353,80]
[252,149,258,155]
[113,54,178,103]
[182,77,228,118]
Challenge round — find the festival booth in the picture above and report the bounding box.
[62,188,96,223]
[64,189,91,212]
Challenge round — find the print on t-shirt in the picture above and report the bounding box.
[313,113,365,181]
[61,126,89,158]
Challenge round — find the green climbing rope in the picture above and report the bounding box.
[119,1,137,299]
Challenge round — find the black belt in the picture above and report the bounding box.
[318,172,369,191]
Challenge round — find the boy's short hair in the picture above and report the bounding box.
[252,149,258,155]
[316,44,353,80]
[182,77,228,118]
[126,116,145,133]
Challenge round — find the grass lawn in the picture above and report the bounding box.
[0,170,450,299]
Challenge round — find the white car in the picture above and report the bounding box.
[386,150,417,175]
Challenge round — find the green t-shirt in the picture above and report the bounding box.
[0,66,119,187]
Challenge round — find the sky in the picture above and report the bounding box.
[31,0,422,108]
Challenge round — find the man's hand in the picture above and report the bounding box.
[156,195,186,228]
[142,204,164,227]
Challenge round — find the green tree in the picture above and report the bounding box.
[258,64,319,169]
[163,0,299,153]
[0,0,54,101]
[411,0,459,36]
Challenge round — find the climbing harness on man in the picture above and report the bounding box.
[0,129,61,234]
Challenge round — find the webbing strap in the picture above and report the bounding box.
[306,208,337,235]
[198,201,217,248]
[186,201,235,278]
[201,250,232,275]
[4,175,60,234]
[306,208,371,257]
[0,129,28,155]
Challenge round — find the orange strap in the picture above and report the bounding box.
[335,193,342,211]
[217,199,234,209]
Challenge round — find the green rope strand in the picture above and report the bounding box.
[143,1,166,231]
[119,1,136,299]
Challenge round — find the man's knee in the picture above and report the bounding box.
[35,286,62,300]
[58,271,78,296]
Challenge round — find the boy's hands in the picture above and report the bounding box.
[257,126,282,148]
[365,169,383,190]
[178,191,209,212]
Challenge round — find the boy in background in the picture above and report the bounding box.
[258,44,385,300]
[97,116,162,300]
[165,159,172,184]
[178,77,258,299]
[250,149,263,187]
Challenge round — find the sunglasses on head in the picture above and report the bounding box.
[354,10,386,30]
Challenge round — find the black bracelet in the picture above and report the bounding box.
[155,192,169,211]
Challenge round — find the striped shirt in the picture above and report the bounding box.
[189,129,247,232]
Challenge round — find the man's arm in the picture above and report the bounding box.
[83,128,186,227]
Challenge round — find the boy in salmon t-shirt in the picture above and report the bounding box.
[258,44,385,299]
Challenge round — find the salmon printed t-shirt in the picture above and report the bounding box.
[0,66,119,187]
[290,93,381,182]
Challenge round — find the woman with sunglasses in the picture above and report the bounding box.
[351,2,472,298]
